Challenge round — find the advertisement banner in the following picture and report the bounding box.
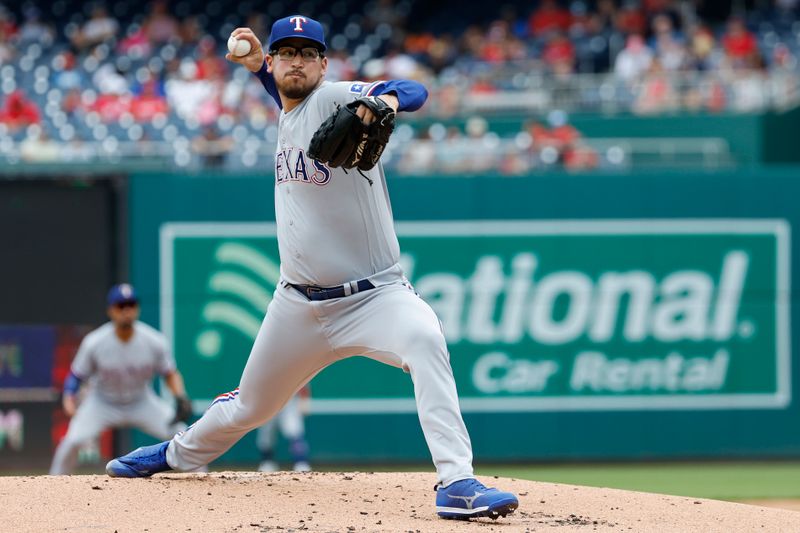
[161,220,790,413]
[0,326,55,390]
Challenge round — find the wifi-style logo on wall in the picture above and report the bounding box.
[161,223,281,392]
[195,242,281,358]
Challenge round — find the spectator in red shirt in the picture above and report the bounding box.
[722,17,758,67]
[118,24,152,58]
[542,32,575,74]
[404,32,435,56]
[616,0,647,35]
[1,91,40,131]
[528,120,553,150]
[547,110,597,171]
[527,111,598,170]
[642,0,671,14]
[529,0,572,37]
[0,7,17,40]
[479,40,506,63]
[530,111,578,152]
[195,36,228,80]
[131,78,168,122]
[91,94,131,122]
[469,73,498,95]
[480,21,512,63]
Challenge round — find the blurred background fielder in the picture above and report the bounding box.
[49,284,192,475]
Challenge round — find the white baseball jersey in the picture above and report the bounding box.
[71,321,176,404]
[275,81,400,286]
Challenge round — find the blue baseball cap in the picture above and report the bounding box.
[107,283,138,306]
[268,15,327,52]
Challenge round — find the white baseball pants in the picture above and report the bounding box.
[167,273,474,485]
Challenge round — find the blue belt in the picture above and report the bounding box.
[288,279,376,301]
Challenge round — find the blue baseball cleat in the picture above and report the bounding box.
[105,441,172,478]
[436,478,519,520]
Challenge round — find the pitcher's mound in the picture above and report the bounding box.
[3,471,798,532]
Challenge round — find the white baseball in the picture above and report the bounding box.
[227,35,252,57]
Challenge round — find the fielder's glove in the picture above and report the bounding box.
[308,96,396,175]
[172,395,193,424]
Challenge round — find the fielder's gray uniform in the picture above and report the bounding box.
[50,321,181,474]
[168,81,474,486]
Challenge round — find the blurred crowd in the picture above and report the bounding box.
[396,0,795,76]
[0,0,798,173]
[393,111,602,175]
[403,0,799,116]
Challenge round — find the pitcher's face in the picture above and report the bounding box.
[268,38,328,100]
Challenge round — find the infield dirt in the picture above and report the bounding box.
[2,471,798,532]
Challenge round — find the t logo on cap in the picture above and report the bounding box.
[107,283,139,306]
[268,15,327,52]
[290,16,308,32]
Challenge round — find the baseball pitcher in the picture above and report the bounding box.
[105,16,518,520]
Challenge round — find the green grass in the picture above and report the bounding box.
[473,462,800,501]
[307,461,800,501]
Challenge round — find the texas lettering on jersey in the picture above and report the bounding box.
[276,147,332,186]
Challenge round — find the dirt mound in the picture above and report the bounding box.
[2,471,797,532]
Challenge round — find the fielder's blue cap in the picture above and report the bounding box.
[107,283,138,306]
[268,15,327,52]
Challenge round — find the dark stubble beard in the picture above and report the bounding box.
[278,72,318,100]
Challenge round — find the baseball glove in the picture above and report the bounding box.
[172,395,193,424]
[308,96,396,174]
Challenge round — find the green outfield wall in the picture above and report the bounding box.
[130,169,800,464]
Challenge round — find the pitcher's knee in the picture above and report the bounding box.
[228,402,263,429]
[405,326,448,363]
[227,397,282,431]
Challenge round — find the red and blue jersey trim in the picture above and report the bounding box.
[211,387,240,406]
[365,80,385,96]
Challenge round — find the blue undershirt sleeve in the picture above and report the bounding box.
[63,371,82,396]
[368,79,429,112]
